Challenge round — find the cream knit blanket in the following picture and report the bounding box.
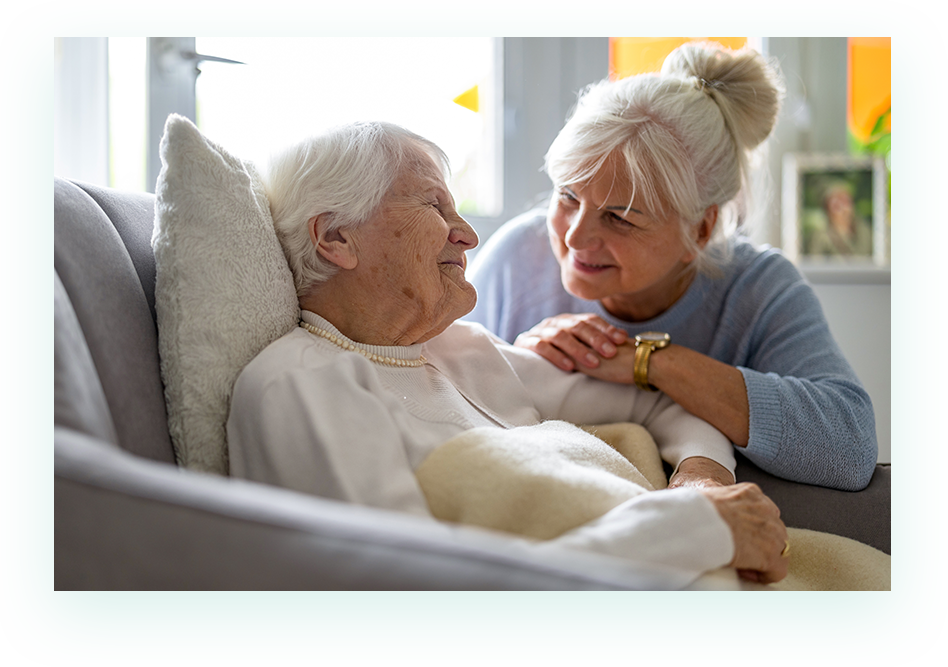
[415,421,889,590]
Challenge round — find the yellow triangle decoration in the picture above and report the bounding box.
[453,85,479,113]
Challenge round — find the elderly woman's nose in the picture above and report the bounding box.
[449,217,479,248]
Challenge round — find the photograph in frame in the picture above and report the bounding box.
[781,153,889,266]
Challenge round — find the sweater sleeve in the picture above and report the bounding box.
[227,350,431,517]
[730,255,878,490]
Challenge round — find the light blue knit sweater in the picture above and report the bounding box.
[466,210,877,491]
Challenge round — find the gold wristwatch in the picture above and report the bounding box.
[633,332,671,392]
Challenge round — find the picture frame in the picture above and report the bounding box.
[781,153,889,266]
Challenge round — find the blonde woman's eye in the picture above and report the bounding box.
[607,211,636,227]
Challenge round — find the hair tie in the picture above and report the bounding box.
[697,77,716,94]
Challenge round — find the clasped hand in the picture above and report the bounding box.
[515,313,654,386]
[701,482,789,584]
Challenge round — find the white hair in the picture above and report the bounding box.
[544,42,784,273]
[264,121,450,296]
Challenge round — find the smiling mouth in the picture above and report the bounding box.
[571,256,613,273]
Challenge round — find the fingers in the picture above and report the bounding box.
[514,314,628,371]
[702,483,789,584]
[572,315,628,356]
[515,333,582,371]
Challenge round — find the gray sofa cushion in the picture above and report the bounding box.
[54,271,119,445]
[78,181,161,322]
[53,178,174,464]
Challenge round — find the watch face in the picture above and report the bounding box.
[638,331,670,344]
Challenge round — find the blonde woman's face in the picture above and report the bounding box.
[546,155,700,322]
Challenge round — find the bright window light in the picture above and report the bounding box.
[194,37,501,216]
[108,37,147,192]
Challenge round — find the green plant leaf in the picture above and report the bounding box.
[869,107,891,139]
[867,133,891,156]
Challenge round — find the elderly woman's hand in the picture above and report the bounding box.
[700,483,789,584]
[668,456,735,489]
[514,313,628,372]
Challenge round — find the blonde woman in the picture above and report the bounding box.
[468,43,877,491]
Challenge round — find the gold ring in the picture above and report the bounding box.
[780,540,791,558]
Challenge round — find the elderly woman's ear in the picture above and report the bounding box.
[308,213,359,270]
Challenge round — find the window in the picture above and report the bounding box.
[109,38,147,193]
[56,38,609,240]
[193,37,502,217]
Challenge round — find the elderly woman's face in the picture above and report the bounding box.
[547,154,700,321]
[352,151,478,344]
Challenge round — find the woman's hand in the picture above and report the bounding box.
[514,313,628,372]
[668,456,735,489]
[516,314,752,446]
[701,483,789,584]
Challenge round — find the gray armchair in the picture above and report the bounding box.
[53,177,890,590]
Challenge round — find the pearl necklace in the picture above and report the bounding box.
[299,320,427,368]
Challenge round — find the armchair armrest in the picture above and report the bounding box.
[55,428,702,590]
[735,456,890,554]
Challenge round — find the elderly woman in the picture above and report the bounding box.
[227,120,788,585]
[467,43,877,491]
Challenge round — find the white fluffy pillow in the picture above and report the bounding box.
[152,114,299,474]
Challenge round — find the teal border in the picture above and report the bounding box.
[12,0,932,665]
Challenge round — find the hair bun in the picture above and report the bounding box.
[662,42,784,151]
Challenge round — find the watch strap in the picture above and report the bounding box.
[633,342,657,391]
